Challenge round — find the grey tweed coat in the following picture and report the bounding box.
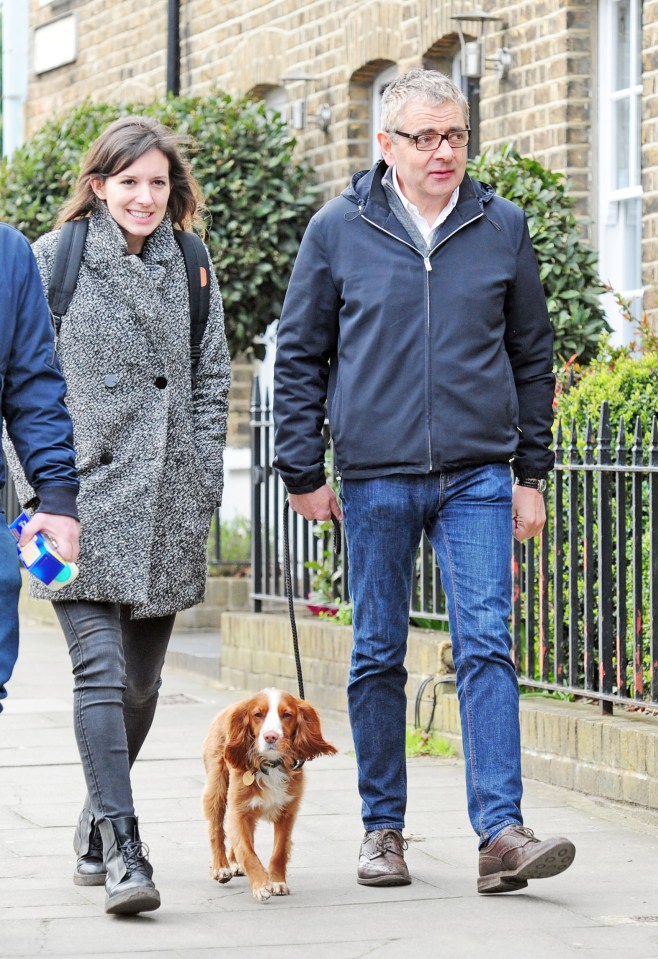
[9,203,231,618]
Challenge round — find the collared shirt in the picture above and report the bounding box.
[390,166,459,242]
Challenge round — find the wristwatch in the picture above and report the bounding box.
[514,476,547,492]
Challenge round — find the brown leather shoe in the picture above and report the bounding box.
[357,829,411,886]
[478,825,575,894]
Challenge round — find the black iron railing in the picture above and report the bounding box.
[251,381,658,713]
[512,403,658,712]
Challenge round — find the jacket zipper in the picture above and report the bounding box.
[360,210,484,472]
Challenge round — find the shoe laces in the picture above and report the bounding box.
[509,825,538,843]
[376,829,408,854]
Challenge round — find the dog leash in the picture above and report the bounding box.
[282,498,341,701]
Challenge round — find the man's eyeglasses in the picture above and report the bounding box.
[394,129,471,151]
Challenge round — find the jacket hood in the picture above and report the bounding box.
[341,159,496,212]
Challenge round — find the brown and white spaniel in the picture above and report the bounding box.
[202,688,337,902]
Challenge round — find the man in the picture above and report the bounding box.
[0,221,79,712]
[273,69,575,894]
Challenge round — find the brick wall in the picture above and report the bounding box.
[27,0,167,130]
[220,611,453,718]
[478,1,595,225]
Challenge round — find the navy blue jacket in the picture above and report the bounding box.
[274,163,555,494]
[0,223,78,516]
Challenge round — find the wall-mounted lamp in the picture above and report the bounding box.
[451,8,511,81]
[280,73,332,133]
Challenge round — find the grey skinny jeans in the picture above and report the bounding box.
[54,600,175,821]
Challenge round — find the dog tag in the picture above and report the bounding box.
[243,771,255,786]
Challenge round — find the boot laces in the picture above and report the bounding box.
[121,839,151,871]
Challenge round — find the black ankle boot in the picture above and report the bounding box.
[97,816,161,915]
[73,803,107,886]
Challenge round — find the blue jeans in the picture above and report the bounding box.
[342,466,522,845]
[54,601,175,820]
[0,509,22,713]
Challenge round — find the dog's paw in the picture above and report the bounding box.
[230,864,245,877]
[270,881,290,896]
[211,866,233,884]
[252,883,274,902]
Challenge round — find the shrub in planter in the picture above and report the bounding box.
[0,94,318,358]
[468,146,609,368]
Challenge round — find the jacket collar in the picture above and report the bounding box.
[343,160,493,237]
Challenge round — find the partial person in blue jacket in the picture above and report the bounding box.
[0,222,80,712]
[274,69,575,895]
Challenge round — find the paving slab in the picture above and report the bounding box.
[2,619,658,958]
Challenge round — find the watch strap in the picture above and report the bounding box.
[514,477,547,492]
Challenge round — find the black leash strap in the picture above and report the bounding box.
[282,499,341,701]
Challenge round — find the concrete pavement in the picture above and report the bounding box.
[3,619,658,958]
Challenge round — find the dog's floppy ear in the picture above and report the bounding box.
[224,700,254,769]
[293,701,338,761]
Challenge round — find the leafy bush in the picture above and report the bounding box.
[0,94,318,358]
[468,146,610,367]
[555,350,658,445]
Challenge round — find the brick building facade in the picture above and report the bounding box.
[22,0,656,331]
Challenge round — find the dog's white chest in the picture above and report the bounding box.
[250,767,295,818]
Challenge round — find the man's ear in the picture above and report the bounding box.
[90,177,106,200]
[377,130,395,167]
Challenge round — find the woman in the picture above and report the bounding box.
[13,116,231,915]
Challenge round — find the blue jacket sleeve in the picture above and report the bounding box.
[273,214,339,494]
[503,213,556,479]
[1,226,79,517]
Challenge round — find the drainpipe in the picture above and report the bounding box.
[2,2,29,157]
[166,0,180,96]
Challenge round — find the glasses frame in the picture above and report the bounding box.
[394,129,471,151]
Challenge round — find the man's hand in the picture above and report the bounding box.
[512,485,546,542]
[18,513,80,563]
[288,484,343,523]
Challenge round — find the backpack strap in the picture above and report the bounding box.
[47,219,89,335]
[173,229,211,387]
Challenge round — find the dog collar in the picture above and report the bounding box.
[242,758,305,785]
[262,759,285,772]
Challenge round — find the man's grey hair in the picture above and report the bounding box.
[380,68,469,134]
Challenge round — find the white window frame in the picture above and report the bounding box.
[370,65,398,164]
[598,0,643,345]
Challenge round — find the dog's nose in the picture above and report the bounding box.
[263,729,280,745]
